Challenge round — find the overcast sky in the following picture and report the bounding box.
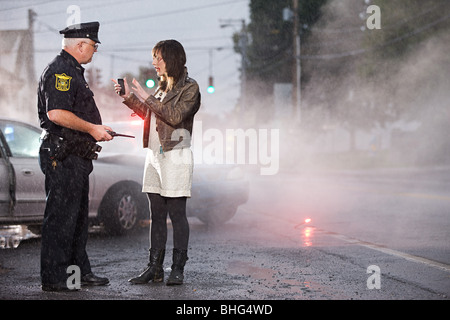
[0,0,250,115]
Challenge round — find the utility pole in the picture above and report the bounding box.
[207,49,215,94]
[220,19,248,111]
[110,54,115,82]
[28,9,36,82]
[15,9,36,82]
[292,0,301,122]
[239,19,248,112]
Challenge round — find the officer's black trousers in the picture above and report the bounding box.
[39,140,93,285]
[147,193,189,250]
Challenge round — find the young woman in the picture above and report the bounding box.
[113,40,201,285]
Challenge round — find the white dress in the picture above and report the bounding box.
[141,91,193,197]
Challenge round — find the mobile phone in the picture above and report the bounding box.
[117,78,125,95]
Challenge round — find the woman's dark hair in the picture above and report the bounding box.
[153,40,186,91]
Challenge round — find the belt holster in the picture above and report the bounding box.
[43,131,102,161]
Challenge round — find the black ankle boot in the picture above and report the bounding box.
[129,248,165,284]
[167,249,188,286]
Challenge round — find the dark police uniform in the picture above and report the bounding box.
[37,22,105,290]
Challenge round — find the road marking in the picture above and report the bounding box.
[323,230,450,273]
[239,207,450,273]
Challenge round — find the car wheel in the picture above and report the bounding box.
[100,182,148,235]
[196,205,237,226]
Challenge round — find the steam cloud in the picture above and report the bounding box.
[292,0,450,170]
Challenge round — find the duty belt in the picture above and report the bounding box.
[41,131,64,146]
[41,130,102,161]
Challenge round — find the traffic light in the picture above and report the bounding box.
[207,76,215,94]
[140,67,157,89]
[146,78,156,88]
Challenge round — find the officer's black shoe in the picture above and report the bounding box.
[42,282,78,292]
[81,273,109,286]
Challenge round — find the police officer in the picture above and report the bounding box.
[37,21,112,292]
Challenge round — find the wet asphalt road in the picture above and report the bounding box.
[0,167,449,303]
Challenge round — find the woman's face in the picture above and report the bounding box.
[152,50,166,76]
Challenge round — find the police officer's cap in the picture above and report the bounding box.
[59,21,101,44]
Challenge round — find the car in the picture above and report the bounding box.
[0,118,249,237]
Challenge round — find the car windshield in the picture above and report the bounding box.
[0,121,40,158]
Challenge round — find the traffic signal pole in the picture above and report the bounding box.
[292,0,301,123]
[207,49,215,93]
[220,19,248,110]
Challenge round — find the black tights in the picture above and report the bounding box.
[147,193,189,250]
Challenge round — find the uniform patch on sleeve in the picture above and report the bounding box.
[55,73,72,91]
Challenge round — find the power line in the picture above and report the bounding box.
[100,0,247,25]
[27,0,247,41]
[0,0,143,19]
[306,2,446,35]
[0,0,55,12]
[35,45,234,53]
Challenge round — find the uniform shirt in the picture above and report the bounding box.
[37,50,102,141]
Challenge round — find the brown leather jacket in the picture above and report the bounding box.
[123,69,201,152]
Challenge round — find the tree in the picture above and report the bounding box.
[299,0,450,154]
[233,0,327,121]
[358,0,450,121]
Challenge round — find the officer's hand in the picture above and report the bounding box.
[90,125,113,142]
[112,78,130,98]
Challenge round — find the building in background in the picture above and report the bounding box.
[0,10,36,124]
